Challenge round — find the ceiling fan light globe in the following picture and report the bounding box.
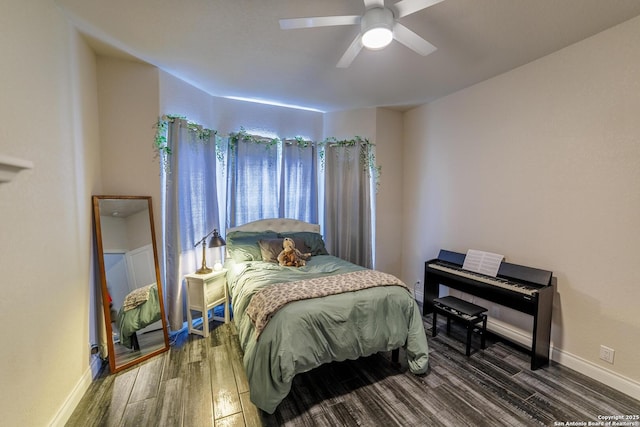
[360,7,395,50]
[362,27,393,49]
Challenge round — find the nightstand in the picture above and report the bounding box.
[184,269,229,337]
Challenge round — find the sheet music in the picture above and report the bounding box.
[462,249,504,277]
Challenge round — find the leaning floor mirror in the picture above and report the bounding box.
[92,195,169,373]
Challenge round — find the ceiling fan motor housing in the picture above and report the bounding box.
[361,7,395,50]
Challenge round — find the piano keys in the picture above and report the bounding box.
[424,249,554,370]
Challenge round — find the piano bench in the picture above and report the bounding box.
[432,296,488,356]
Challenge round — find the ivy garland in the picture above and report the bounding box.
[286,136,311,148]
[154,114,219,173]
[320,136,382,189]
[228,127,281,153]
[154,116,381,190]
[153,117,171,172]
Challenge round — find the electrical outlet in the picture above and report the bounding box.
[599,345,615,364]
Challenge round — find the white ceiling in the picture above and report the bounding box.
[98,198,148,218]
[56,0,640,112]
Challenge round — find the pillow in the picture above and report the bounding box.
[226,231,278,262]
[258,238,310,263]
[279,232,329,256]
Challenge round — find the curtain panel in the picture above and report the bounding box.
[281,141,318,224]
[226,136,318,228]
[226,137,280,228]
[162,119,221,331]
[323,142,375,269]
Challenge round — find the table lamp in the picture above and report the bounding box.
[195,228,226,274]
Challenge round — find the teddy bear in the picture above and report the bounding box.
[277,237,311,267]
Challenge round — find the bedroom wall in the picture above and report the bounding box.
[374,108,405,278]
[99,211,150,252]
[100,216,130,250]
[96,57,161,240]
[0,1,102,426]
[402,15,640,397]
[127,208,154,250]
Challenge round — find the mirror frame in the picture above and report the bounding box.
[92,195,169,373]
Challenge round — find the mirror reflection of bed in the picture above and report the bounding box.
[93,196,169,372]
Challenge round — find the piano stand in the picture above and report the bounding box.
[432,296,487,356]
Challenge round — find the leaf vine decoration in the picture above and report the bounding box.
[153,116,174,173]
[320,136,382,191]
[154,116,380,190]
[283,136,312,149]
[214,134,226,163]
[154,114,217,174]
[229,127,280,149]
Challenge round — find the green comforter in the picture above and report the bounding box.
[227,255,429,414]
[116,283,162,349]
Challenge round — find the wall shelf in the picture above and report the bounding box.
[0,154,34,183]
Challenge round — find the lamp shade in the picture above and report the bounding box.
[208,229,226,248]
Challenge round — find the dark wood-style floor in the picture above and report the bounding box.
[67,313,640,427]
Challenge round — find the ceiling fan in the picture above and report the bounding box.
[279,0,444,68]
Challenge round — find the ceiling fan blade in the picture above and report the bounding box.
[279,15,360,30]
[363,0,385,8]
[336,35,364,68]
[393,0,444,18]
[393,22,437,56]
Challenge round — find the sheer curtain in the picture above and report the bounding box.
[162,118,221,331]
[281,141,318,224]
[226,137,280,228]
[323,142,376,268]
[227,136,318,228]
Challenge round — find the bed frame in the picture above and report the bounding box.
[227,218,320,234]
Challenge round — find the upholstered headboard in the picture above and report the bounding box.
[227,218,320,234]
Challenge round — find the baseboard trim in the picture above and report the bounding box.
[552,346,640,401]
[48,357,97,427]
[486,318,531,348]
[486,318,640,401]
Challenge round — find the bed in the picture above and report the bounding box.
[116,283,162,350]
[225,218,429,414]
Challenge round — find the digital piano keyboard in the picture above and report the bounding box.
[424,249,554,370]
